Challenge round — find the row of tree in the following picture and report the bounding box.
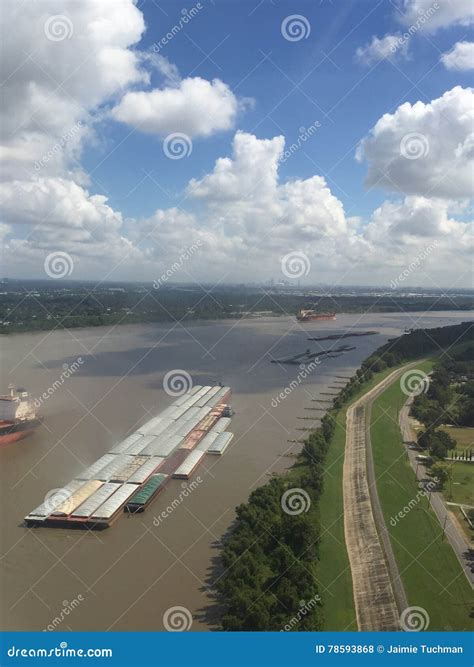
[217,413,336,630]
[411,343,474,463]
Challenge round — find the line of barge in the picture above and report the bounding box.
[25,384,233,530]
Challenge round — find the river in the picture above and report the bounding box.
[0,311,471,631]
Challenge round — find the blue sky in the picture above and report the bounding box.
[1,0,473,286]
[88,0,472,220]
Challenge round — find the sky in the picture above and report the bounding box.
[0,0,473,288]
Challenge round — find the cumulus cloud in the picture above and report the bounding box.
[0,178,142,257]
[112,77,244,138]
[2,129,471,286]
[0,176,144,281]
[441,41,474,71]
[356,86,474,198]
[1,0,147,181]
[355,34,408,65]
[397,0,474,33]
[187,131,349,254]
[140,133,471,285]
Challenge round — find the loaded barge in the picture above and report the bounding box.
[25,385,233,530]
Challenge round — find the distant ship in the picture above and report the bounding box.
[296,309,336,322]
[0,385,41,446]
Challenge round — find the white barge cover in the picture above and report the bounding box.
[172,449,206,479]
[137,417,172,438]
[90,483,138,520]
[195,431,218,452]
[126,457,165,484]
[109,432,143,455]
[112,456,148,482]
[76,454,116,481]
[25,480,85,520]
[51,480,103,516]
[207,431,233,455]
[211,417,232,433]
[138,434,183,457]
[204,386,230,407]
[96,455,134,482]
[123,434,156,455]
[71,483,121,518]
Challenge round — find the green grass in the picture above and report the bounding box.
[441,425,474,451]
[447,463,474,505]
[318,367,401,630]
[370,362,474,631]
[452,506,474,542]
[317,409,356,630]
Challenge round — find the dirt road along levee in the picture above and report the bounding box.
[343,367,413,631]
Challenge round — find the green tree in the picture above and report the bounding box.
[430,462,452,490]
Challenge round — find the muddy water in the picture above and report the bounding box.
[0,311,471,631]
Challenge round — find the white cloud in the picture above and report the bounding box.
[1,131,471,286]
[356,86,474,198]
[397,0,474,33]
[441,41,474,71]
[188,131,283,201]
[355,34,408,65]
[1,0,147,181]
[365,196,471,246]
[112,77,244,138]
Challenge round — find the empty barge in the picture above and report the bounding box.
[25,384,234,530]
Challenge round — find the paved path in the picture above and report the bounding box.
[399,397,474,588]
[343,367,411,631]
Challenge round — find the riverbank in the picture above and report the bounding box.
[217,321,474,630]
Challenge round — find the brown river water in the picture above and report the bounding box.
[0,311,471,631]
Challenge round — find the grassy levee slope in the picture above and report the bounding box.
[370,359,474,631]
[318,368,400,630]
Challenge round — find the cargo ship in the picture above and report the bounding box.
[296,309,336,322]
[0,385,41,446]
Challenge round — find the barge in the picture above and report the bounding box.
[25,384,233,530]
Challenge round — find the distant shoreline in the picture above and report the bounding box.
[2,309,473,337]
